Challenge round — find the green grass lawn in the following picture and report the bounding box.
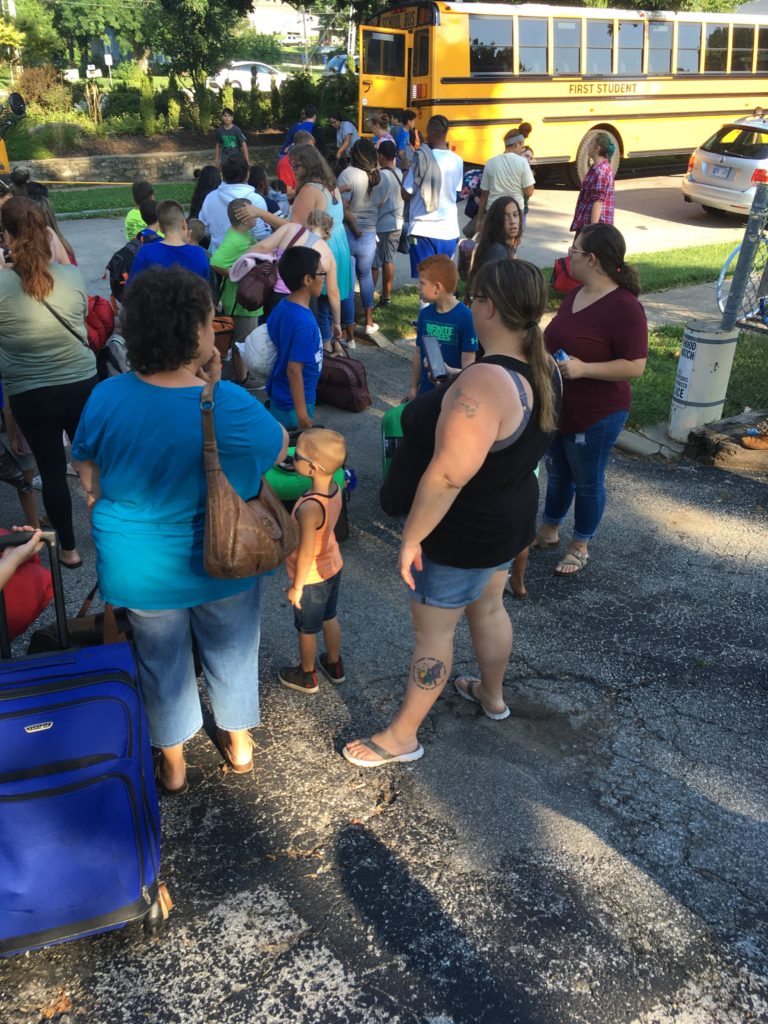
[630,325,767,428]
[51,182,196,217]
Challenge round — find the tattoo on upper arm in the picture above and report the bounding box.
[412,657,447,690]
[453,389,480,418]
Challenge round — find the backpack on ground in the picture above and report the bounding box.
[316,350,372,413]
[96,331,130,380]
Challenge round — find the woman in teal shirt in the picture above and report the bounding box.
[72,267,287,795]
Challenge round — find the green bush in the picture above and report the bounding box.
[278,70,316,126]
[234,29,282,65]
[139,74,156,136]
[103,84,141,118]
[167,73,181,131]
[315,68,357,124]
[111,60,148,88]
[104,112,142,135]
[221,82,234,115]
[249,83,272,131]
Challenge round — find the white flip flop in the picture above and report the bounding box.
[454,677,510,721]
[342,738,424,768]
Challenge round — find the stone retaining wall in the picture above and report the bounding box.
[23,147,282,184]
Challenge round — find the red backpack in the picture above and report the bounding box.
[85,295,115,353]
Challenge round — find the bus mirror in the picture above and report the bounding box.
[8,94,26,118]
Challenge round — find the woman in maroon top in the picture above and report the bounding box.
[539,223,647,576]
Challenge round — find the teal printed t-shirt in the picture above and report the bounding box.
[416,301,478,393]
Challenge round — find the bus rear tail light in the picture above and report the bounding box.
[751,168,768,184]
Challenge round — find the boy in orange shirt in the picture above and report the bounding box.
[280,429,347,693]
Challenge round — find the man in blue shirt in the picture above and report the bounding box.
[127,201,211,283]
[280,104,320,155]
[266,247,326,429]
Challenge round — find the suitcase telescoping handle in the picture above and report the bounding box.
[0,529,70,657]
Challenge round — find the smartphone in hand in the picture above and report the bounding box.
[422,334,448,383]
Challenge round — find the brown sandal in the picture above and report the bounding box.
[216,728,255,774]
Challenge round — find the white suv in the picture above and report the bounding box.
[207,61,286,93]
[682,117,768,217]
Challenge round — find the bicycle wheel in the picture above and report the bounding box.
[716,235,768,320]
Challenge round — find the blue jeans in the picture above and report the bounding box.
[542,410,628,542]
[127,583,263,748]
[341,228,377,324]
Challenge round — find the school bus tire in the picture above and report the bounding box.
[569,128,621,188]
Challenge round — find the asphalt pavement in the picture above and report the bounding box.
[1,331,766,1022]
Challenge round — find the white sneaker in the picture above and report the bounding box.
[364,323,380,335]
[32,475,42,491]
[347,338,357,349]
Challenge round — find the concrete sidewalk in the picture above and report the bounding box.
[1,339,765,1024]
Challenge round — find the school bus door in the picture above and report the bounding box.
[358,27,408,131]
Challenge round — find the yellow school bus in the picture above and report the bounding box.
[359,2,768,182]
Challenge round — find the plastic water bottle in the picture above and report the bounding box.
[744,427,761,436]
[554,349,569,363]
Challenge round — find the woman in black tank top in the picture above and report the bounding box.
[344,261,560,768]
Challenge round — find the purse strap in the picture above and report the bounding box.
[201,380,222,473]
[14,268,88,347]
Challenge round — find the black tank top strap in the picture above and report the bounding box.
[488,366,532,453]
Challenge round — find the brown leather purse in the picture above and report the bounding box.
[201,381,297,578]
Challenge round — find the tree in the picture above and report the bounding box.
[154,0,254,130]
[49,0,153,67]
[13,0,65,65]
[0,18,25,52]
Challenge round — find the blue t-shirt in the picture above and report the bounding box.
[416,301,478,393]
[128,241,211,283]
[266,299,323,412]
[281,120,317,154]
[71,375,284,609]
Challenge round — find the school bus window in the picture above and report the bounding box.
[363,31,406,77]
[757,27,768,70]
[519,18,548,75]
[469,15,513,75]
[618,21,643,75]
[413,28,429,77]
[554,19,580,75]
[586,20,613,75]
[731,26,755,72]
[648,22,673,74]
[704,24,728,72]
[677,23,701,72]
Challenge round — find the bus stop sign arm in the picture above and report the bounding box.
[721,180,768,332]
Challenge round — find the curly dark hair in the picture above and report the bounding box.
[121,267,213,375]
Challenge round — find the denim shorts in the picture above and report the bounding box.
[409,554,512,609]
[294,569,342,634]
[126,582,263,748]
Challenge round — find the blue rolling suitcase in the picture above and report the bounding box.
[0,531,168,957]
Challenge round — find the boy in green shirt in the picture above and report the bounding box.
[124,181,154,242]
[211,198,262,381]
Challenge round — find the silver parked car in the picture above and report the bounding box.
[682,117,768,217]
[206,61,286,93]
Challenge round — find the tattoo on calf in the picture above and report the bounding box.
[412,657,447,690]
[454,389,480,418]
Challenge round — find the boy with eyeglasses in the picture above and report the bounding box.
[266,247,326,430]
[279,428,347,693]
